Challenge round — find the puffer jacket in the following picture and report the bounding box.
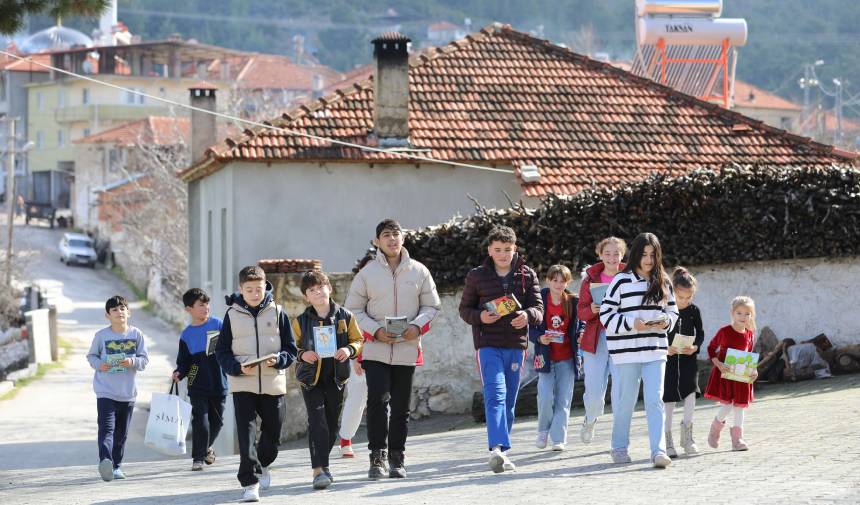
[577,261,625,354]
[344,247,441,366]
[215,283,297,395]
[292,300,363,389]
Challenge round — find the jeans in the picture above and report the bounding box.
[96,398,134,468]
[363,361,415,453]
[611,360,666,458]
[301,376,344,468]
[582,330,618,423]
[339,368,367,441]
[233,392,284,487]
[189,395,226,462]
[477,347,525,451]
[537,358,576,444]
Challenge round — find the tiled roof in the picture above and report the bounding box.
[235,54,344,92]
[0,53,50,72]
[183,23,858,196]
[75,117,190,146]
[258,258,322,274]
[732,80,801,111]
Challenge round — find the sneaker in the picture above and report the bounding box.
[340,439,355,458]
[323,467,334,483]
[665,430,678,459]
[241,483,260,502]
[535,431,548,449]
[191,461,204,471]
[488,447,505,474]
[205,447,216,465]
[312,472,332,490]
[259,467,271,490]
[680,421,699,455]
[610,448,632,464]
[551,442,565,452]
[580,417,597,444]
[500,451,516,472]
[98,459,114,482]
[112,467,126,480]
[652,451,672,468]
[368,450,387,480]
[388,450,407,478]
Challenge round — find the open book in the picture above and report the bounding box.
[589,283,608,304]
[670,334,695,352]
[385,316,410,337]
[205,330,220,356]
[242,353,279,368]
[643,313,669,326]
[722,348,759,383]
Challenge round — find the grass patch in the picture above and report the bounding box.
[0,337,73,401]
[110,265,151,310]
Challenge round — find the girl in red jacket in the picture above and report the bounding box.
[577,236,626,443]
[704,296,758,451]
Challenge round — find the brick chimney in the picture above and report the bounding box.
[189,82,217,163]
[372,32,410,143]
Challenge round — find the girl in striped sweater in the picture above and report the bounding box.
[600,233,679,468]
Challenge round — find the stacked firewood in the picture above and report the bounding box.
[356,165,860,290]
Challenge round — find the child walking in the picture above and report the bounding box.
[293,270,363,489]
[86,295,149,482]
[704,296,758,451]
[663,267,704,457]
[529,265,580,451]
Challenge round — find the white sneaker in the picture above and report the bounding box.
[501,451,516,471]
[98,459,114,482]
[241,483,260,502]
[488,448,505,474]
[580,417,597,444]
[259,467,271,490]
[551,442,565,451]
[535,431,548,449]
[653,452,672,469]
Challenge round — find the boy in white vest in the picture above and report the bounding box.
[215,266,297,502]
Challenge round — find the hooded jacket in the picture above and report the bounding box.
[345,247,441,366]
[459,253,543,350]
[577,261,625,354]
[214,281,297,395]
[291,300,363,389]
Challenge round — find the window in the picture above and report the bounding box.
[220,208,227,291]
[0,75,7,102]
[108,148,126,171]
[123,88,145,105]
[206,210,213,283]
[36,91,44,111]
[58,89,65,108]
[780,117,792,130]
[82,128,91,138]
[58,129,66,147]
[82,88,90,104]
[35,131,44,149]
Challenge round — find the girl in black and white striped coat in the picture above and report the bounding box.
[599,232,679,468]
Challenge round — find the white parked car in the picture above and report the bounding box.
[59,233,97,268]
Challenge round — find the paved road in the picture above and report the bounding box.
[1,224,859,504]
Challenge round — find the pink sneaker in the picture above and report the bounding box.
[730,426,749,451]
[708,418,725,449]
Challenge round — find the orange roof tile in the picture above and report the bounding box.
[75,117,190,146]
[235,54,343,91]
[732,80,801,111]
[182,24,857,196]
[0,53,50,72]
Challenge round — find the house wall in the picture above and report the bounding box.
[733,105,801,132]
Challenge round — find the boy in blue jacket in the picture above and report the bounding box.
[172,288,227,471]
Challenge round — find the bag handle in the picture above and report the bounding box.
[168,381,179,396]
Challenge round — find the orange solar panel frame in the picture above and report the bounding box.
[651,37,731,108]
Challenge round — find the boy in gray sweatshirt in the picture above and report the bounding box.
[86,295,149,482]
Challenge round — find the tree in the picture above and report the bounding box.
[0,0,110,35]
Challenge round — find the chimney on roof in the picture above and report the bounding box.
[372,32,411,143]
[189,83,217,163]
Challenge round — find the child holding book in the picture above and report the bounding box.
[293,271,363,489]
[529,265,580,451]
[705,296,758,451]
[577,236,625,443]
[663,267,704,457]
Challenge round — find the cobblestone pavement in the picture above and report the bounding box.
[1,372,858,504]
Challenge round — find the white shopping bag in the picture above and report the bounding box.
[144,383,192,455]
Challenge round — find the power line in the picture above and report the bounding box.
[0,50,516,175]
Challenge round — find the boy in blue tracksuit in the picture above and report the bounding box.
[172,288,227,471]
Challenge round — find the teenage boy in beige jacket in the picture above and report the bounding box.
[345,219,441,481]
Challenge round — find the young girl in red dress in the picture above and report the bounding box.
[704,296,758,451]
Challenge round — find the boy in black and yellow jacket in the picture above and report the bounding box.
[292,270,363,490]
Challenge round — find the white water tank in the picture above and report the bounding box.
[636,0,723,17]
[637,16,747,46]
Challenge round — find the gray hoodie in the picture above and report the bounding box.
[86,326,149,402]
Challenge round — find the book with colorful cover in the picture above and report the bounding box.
[589,283,609,304]
[104,338,137,373]
[485,294,522,317]
[722,348,759,383]
[313,325,337,358]
[105,352,127,373]
[545,330,565,344]
[670,333,695,352]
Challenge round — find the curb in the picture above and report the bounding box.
[6,363,38,383]
[0,380,14,396]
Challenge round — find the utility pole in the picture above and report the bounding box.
[5,117,16,286]
[833,78,844,146]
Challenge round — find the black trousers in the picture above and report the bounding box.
[190,395,226,462]
[96,398,134,468]
[363,361,415,453]
[301,376,344,469]
[233,392,284,487]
